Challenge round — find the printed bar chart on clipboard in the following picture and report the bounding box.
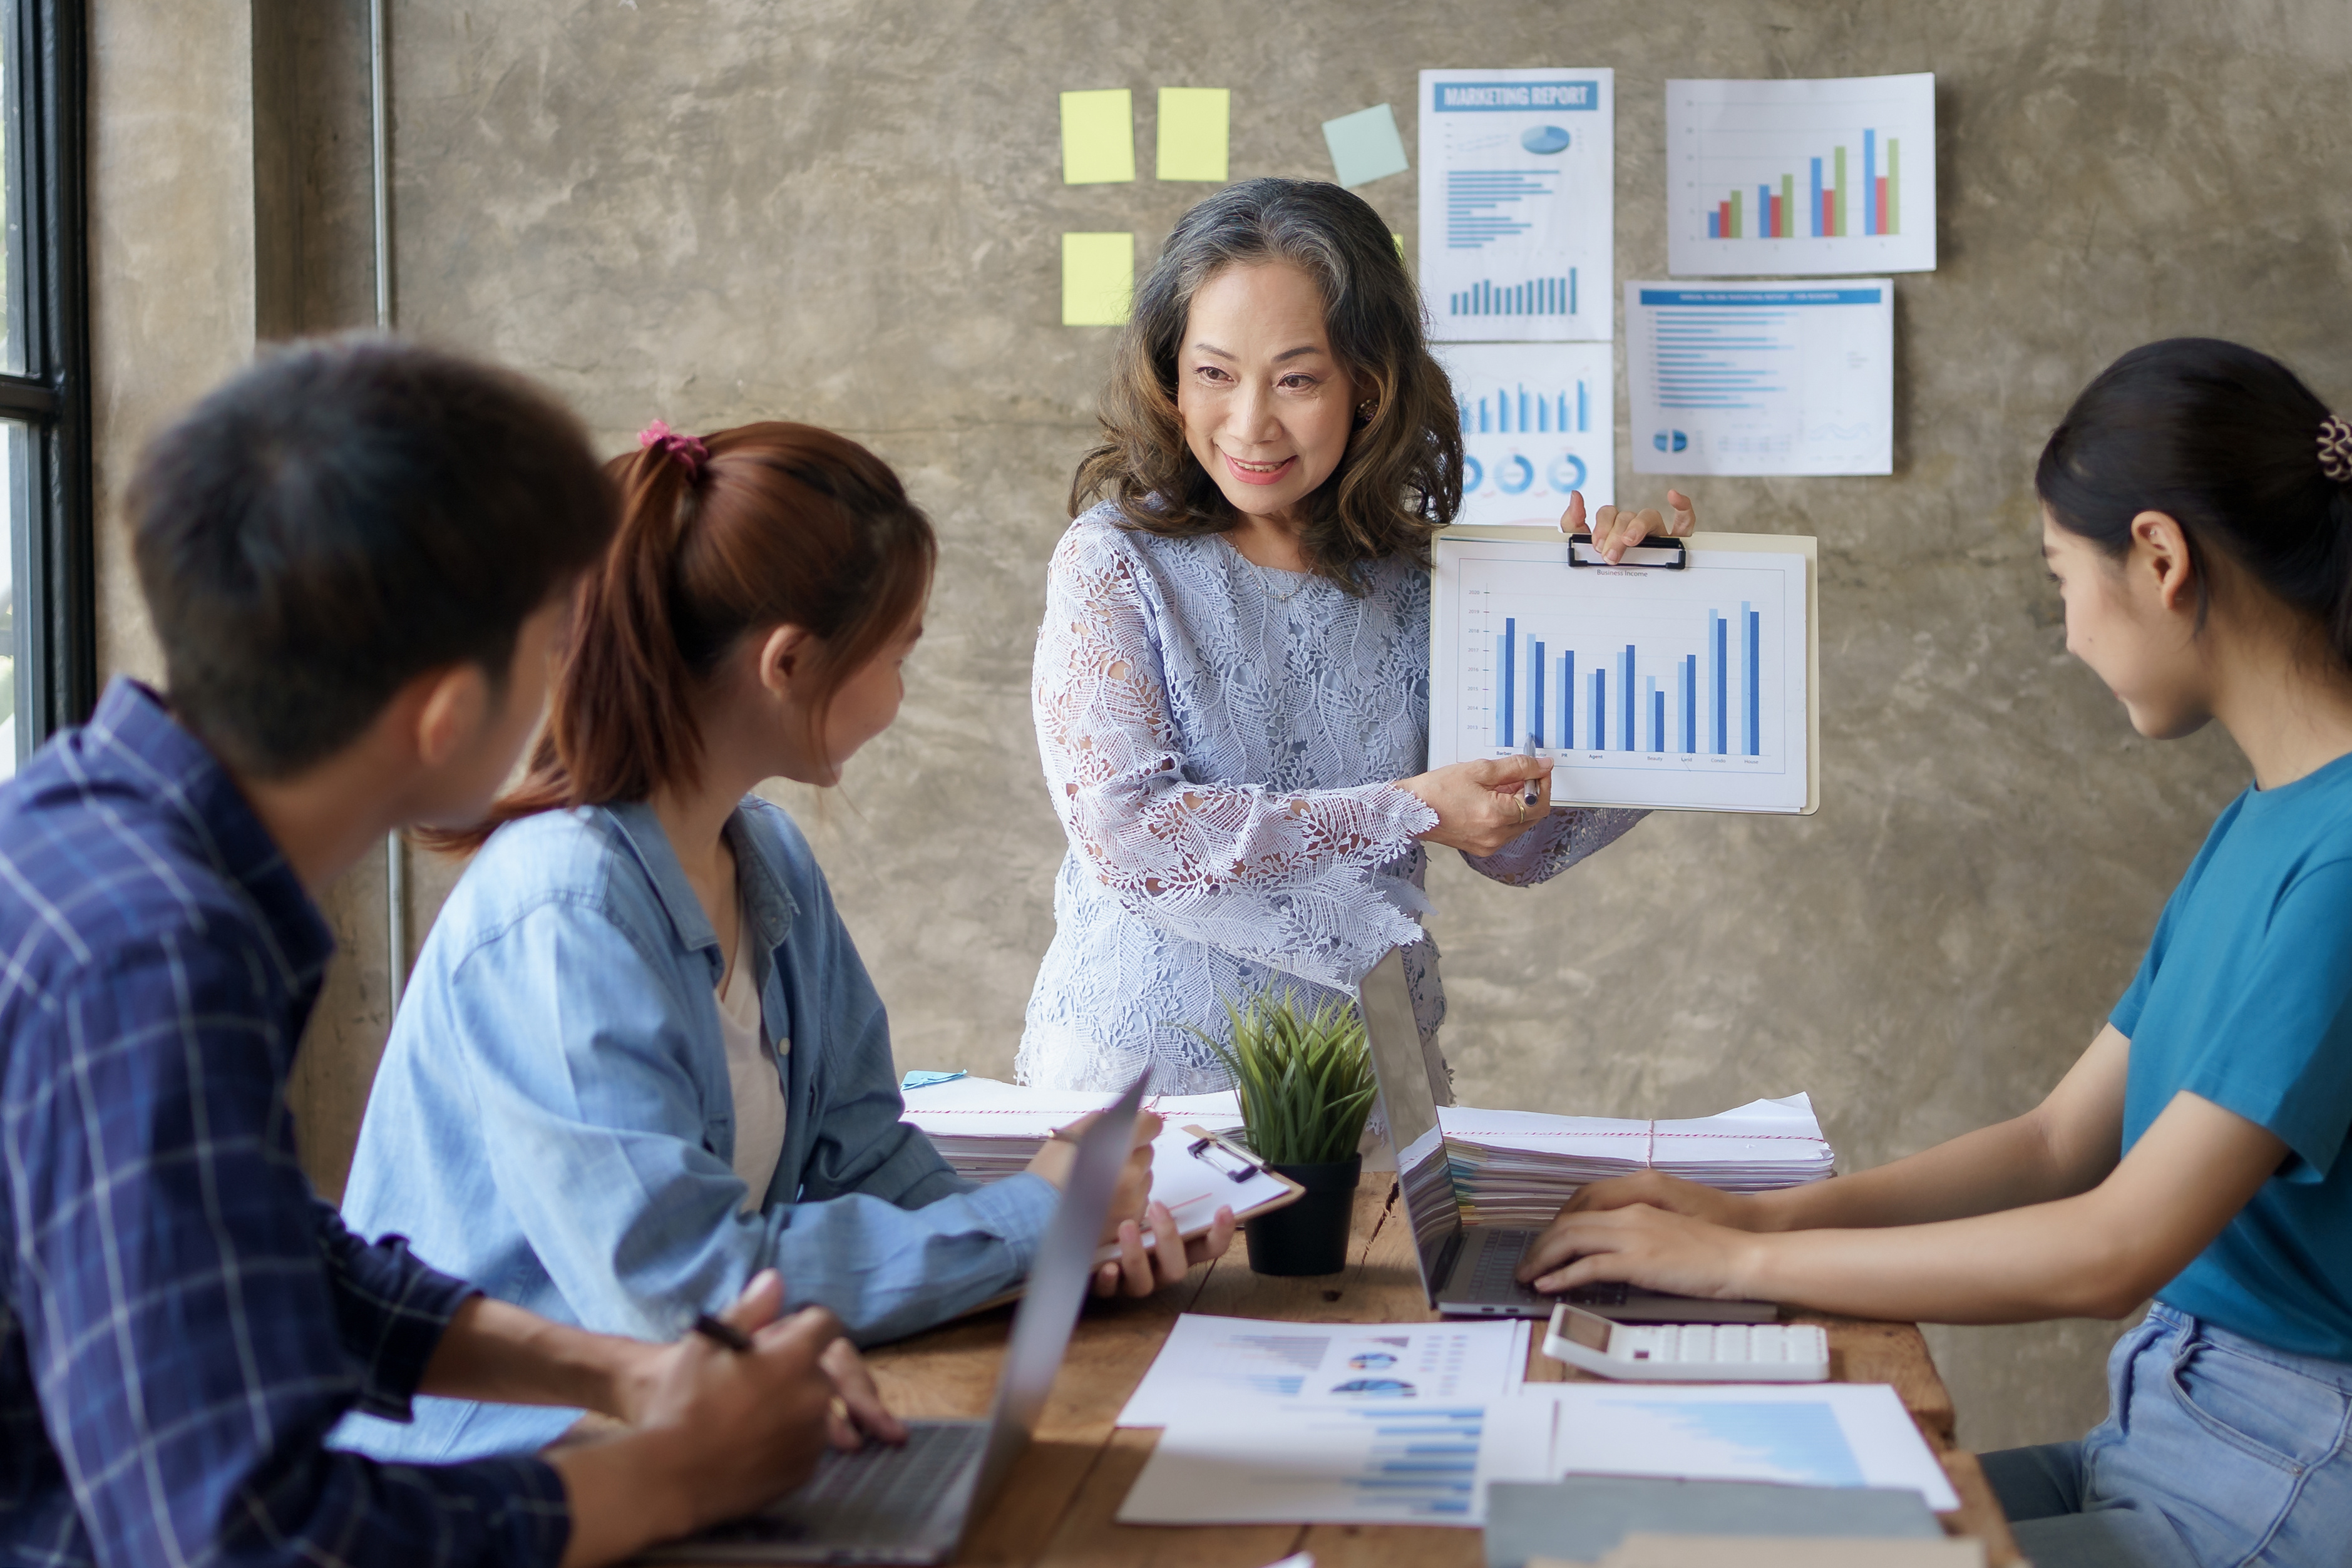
[1429,530,1817,814]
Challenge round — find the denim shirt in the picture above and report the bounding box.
[333,797,1055,1463]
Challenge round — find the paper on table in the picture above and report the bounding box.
[1156,88,1229,182]
[1432,342,1616,522]
[1626,279,1892,476]
[1572,1534,1983,1568]
[1059,88,1134,183]
[1665,74,1937,277]
[1418,68,1613,344]
[1321,103,1409,188]
[1117,1313,1528,1426]
[1060,233,1134,327]
[1117,1397,1554,1528]
[1529,1382,1960,1512]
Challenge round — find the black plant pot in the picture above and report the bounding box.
[1245,1152,1363,1276]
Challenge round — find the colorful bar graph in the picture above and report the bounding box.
[1720,134,1899,240]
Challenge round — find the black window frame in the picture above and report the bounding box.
[0,0,90,760]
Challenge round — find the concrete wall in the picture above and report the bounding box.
[88,0,2352,1453]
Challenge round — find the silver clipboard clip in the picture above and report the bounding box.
[1567,531,1688,570]
[1187,1128,1267,1184]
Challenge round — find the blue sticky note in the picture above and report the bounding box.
[902,1069,967,1091]
[1322,103,1409,188]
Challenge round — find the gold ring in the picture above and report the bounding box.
[1517,798,1528,824]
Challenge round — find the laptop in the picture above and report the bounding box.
[647,1070,1150,1563]
[1358,949,1775,1324]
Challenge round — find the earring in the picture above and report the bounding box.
[1355,399,1377,426]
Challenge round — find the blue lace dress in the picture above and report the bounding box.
[1019,504,1643,1095]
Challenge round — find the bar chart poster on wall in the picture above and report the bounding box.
[1419,68,1613,342]
[1665,74,1935,277]
[1429,535,1811,813]
[1434,343,1615,526]
[1626,280,1892,476]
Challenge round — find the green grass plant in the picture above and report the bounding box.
[1192,990,1378,1166]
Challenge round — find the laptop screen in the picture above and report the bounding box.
[1356,948,1464,1296]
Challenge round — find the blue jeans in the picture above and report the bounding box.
[1981,1304,2352,1567]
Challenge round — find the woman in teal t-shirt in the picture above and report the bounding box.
[1520,339,2352,1568]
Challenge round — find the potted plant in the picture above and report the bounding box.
[1198,990,1379,1276]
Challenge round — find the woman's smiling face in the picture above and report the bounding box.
[1174,260,1361,523]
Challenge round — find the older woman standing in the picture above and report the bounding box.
[1022,178,1687,1095]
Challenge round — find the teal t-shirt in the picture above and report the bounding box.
[2111,750,2352,1363]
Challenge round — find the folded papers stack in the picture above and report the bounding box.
[898,1075,1244,1184]
[899,1078,1833,1224]
[1443,1094,1836,1229]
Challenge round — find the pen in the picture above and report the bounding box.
[1519,735,1542,809]
[691,1313,754,1353]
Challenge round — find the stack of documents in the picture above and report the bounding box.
[1444,1095,1836,1229]
[899,1075,1243,1183]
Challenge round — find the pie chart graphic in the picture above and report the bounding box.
[1521,125,1571,155]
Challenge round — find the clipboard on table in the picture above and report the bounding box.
[962,1124,1303,1316]
[1429,526,1820,816]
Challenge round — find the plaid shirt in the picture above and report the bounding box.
[0,680,569,1567]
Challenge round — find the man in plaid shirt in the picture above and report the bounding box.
[0,341,895,1567]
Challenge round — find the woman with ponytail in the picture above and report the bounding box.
[1518,340,2352,1567]
[334,421,1230,1467]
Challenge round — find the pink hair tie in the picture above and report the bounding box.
[638,419,709,481]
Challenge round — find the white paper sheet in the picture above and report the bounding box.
[1117,1314,1528,1427]
[1433,342,1616,521]
[1626,280,1892,478]
[1117,1396,1556,1527]
[1666,74,1936,277]
[1419,68,1613,343]
[1531,1383,1959,1512]
[1429,535,1811,813]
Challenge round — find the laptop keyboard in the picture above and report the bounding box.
[694,1422,987,1546]
[1467,1230,1630,1307]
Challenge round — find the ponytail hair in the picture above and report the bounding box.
[2036,338,2352,667]
[427,421,936,853]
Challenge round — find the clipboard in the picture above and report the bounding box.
[1429,526,1820,816]
[960,1123,1305,1316]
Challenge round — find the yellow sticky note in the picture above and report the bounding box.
[1062,233,1134,325]
[1060,89,1135,184]
[1156,87,1230,182]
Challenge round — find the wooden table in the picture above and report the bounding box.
[751,1184,2021,1567]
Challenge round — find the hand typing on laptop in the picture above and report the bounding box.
[1518,1170,1772,1299]
[1027,1109,1240,1298]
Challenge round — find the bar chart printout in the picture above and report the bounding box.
[1430,538,1810,813]
[1434,342,1615,525]
[1626,280,1892,477]
[1666,74,1935,276]
[1419,68,1615,343]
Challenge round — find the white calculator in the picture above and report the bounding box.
[1543,1301,1829,1382]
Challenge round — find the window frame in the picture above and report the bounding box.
[0,0,90,760]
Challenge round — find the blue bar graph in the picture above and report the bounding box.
[1809,156,1823,237]
[1682,653,1698,754]
[1448,271,1578,318]
[1648,679,1665,754]
[1496,618,1515,747]
[1557,652,1573,754]
[1712,613,1728,754]
[1588,669,1605,750]
[1461,381,1593,436]
[1618,646,1636,752]
[1530,639,1546,747]
[1744,602,1760,756]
